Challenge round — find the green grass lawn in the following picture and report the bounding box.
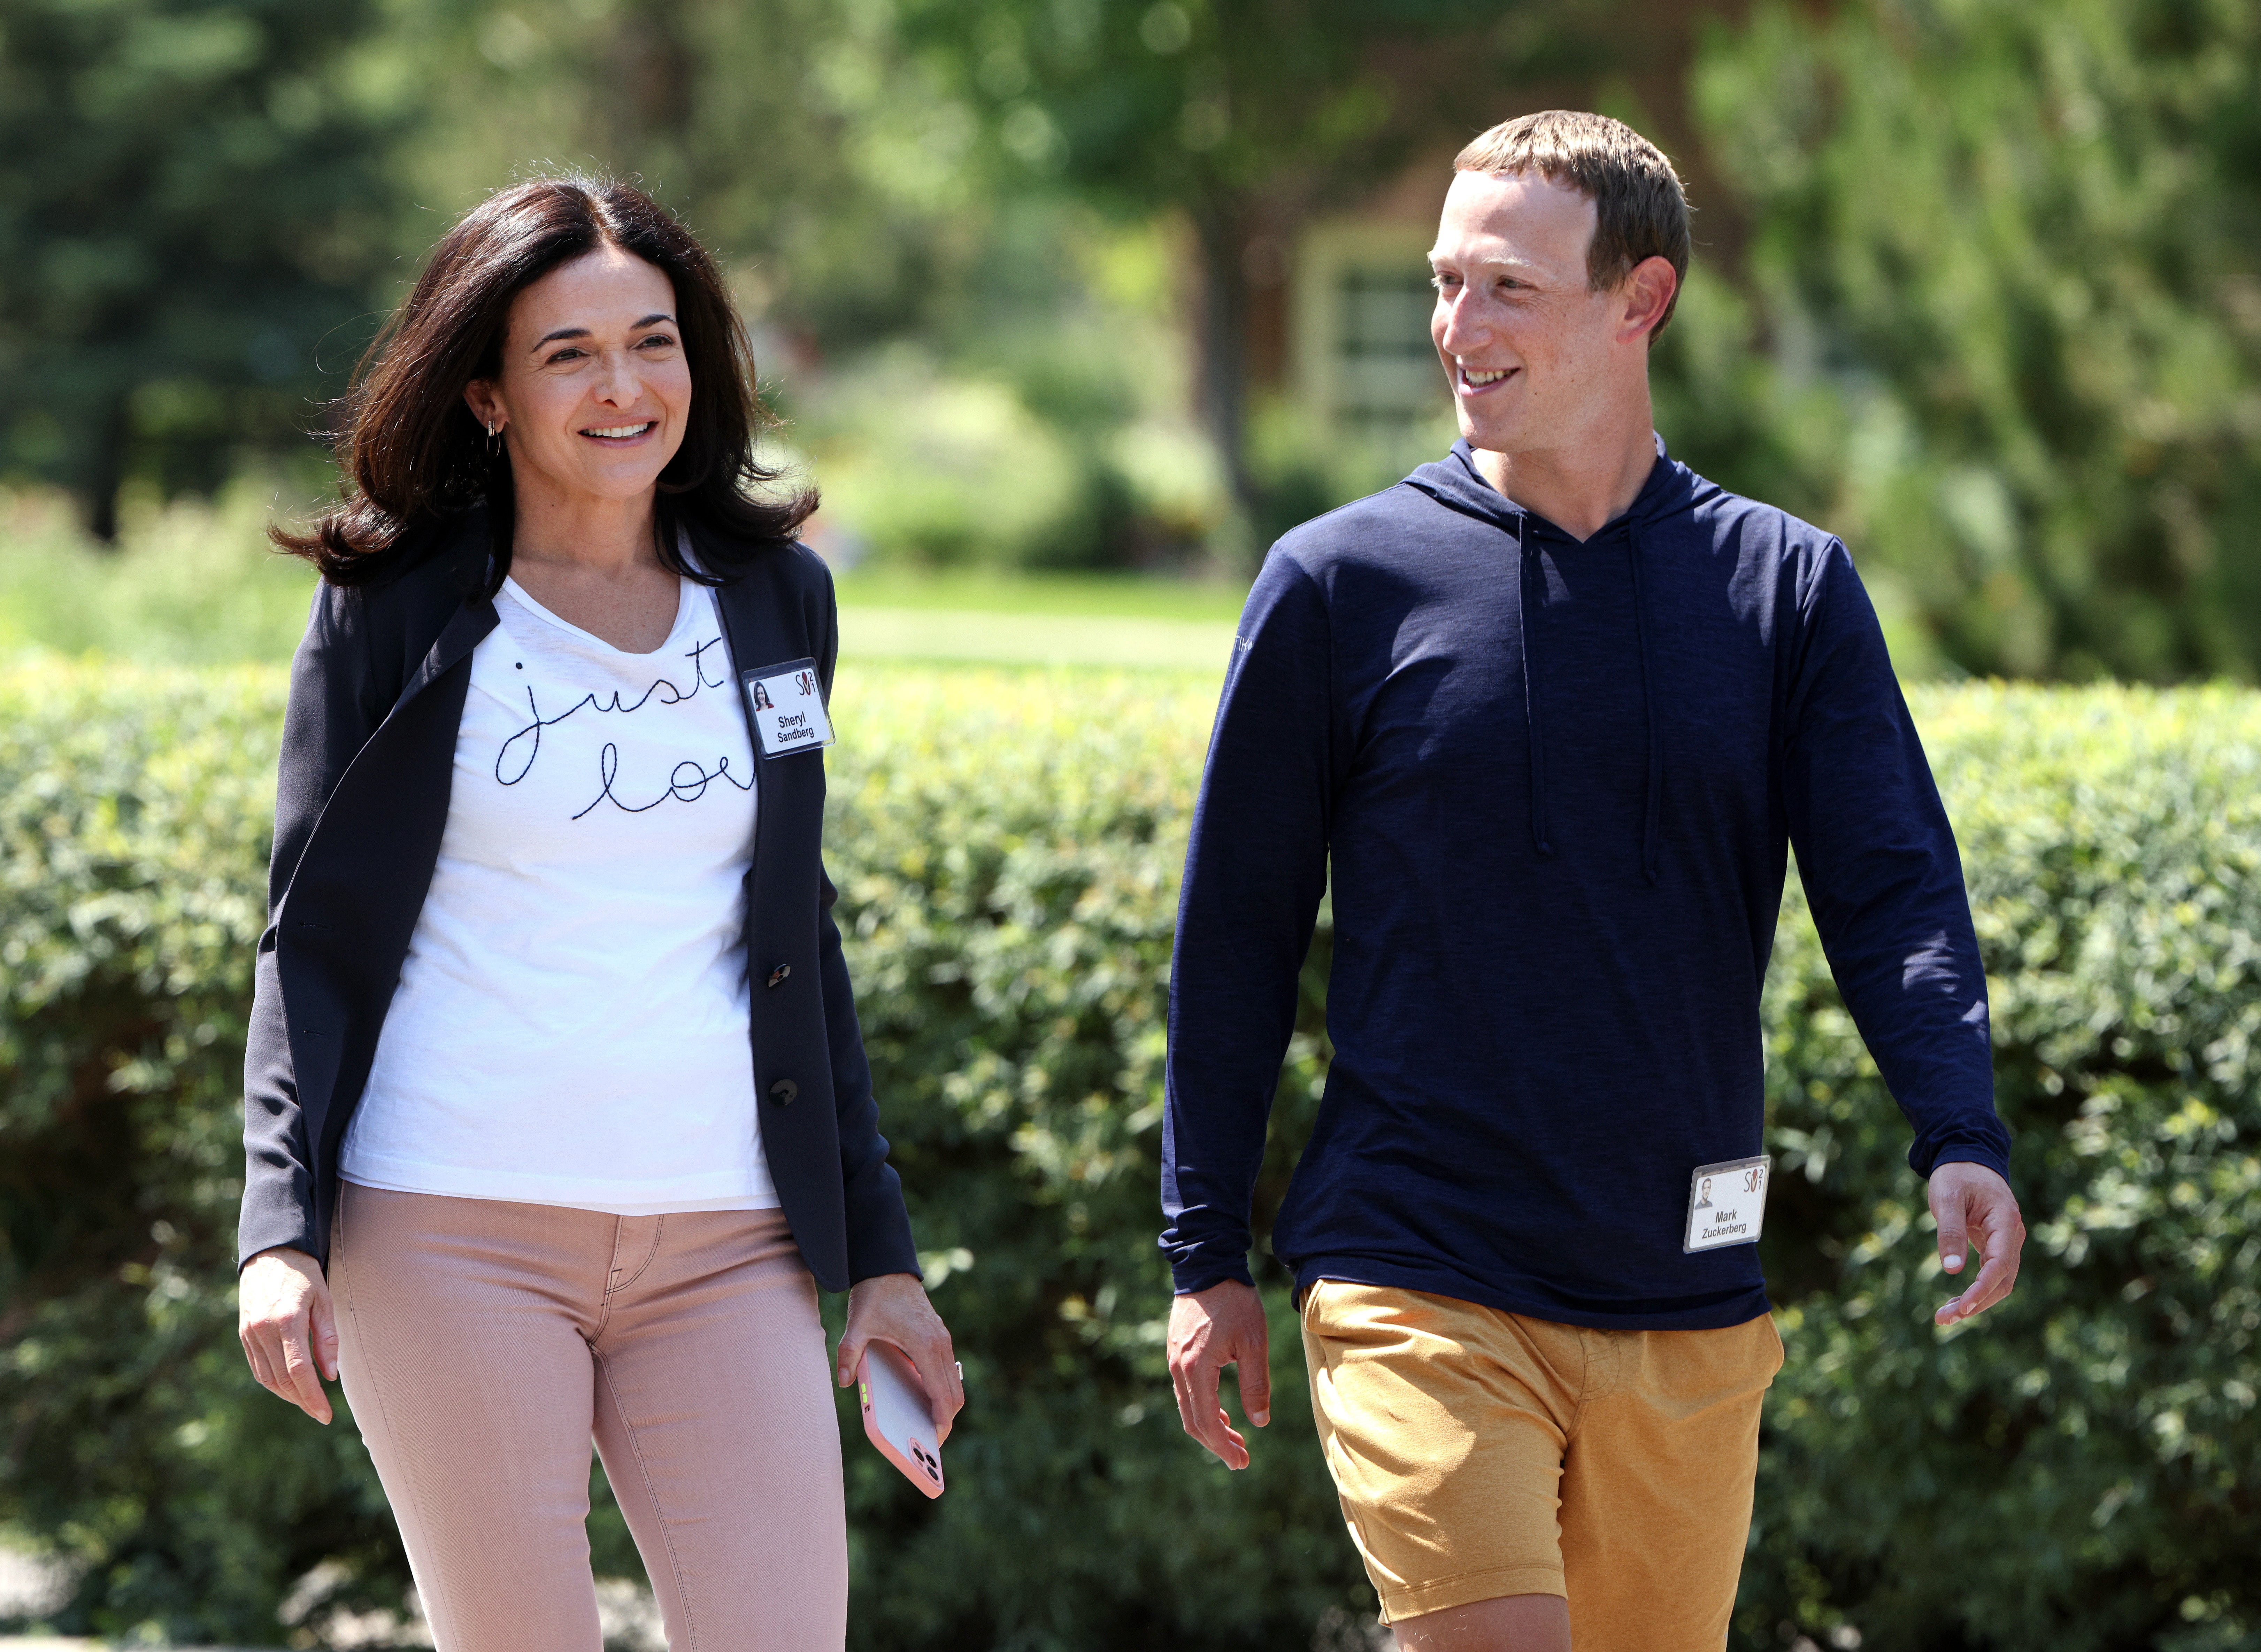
[838,605,1236,671]
[0,485,1248,672]
[832,565,1247,622]
[0,484,1945,679]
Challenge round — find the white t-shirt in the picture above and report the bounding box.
[339,575,778,1214]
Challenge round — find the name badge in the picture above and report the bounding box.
[1684,1154,1771,1252]
[742,658,836,758]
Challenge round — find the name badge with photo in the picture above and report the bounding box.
[1684,1154,1772,1253]
[742,658,836,758]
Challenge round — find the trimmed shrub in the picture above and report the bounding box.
[0,664,395,1637]
[1,664,2256,1650]
[1746,687,2261,1652]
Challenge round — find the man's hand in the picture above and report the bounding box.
[1167,1280,1270,1469]
[837,1273,966,1442]
[239,1246,339,1424]
[1928,1161,2025,1327]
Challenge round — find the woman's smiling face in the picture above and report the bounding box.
[465,243,692,509]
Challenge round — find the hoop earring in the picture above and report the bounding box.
[486,420,502,456]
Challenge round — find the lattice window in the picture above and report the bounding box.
[1289,221,1450,443]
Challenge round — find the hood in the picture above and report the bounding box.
[1401,431,1694,541]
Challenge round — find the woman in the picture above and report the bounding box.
[235,176,961,1652]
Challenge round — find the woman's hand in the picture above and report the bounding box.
[239,1246,339,1424]
[836,1273,964,1441]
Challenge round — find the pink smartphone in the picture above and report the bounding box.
[857,1343,945,1498]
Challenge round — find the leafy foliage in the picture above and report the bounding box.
[821,667,1356,1650]
[370,0,970,349]
[891,0,1530,207]
[1671,0,2261,681]
[9,0,2255,657]
[0,663,394,1637]
[0,0,403,535]
[885,0,1571,515]
[2,664,2256,1648]
[1745,685,2261,1650]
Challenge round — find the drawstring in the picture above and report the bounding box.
[1628,520,1663,885]
[1518,508,1663,881]
[1517,512,1553,858]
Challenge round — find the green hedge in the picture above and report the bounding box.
[2,664,2256,1651]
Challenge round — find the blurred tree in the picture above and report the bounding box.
[372,0,1248,570]
[0,0,405,538]
[887,0,1576,526]
[1676,0,2261,681]
[373,0,987,351]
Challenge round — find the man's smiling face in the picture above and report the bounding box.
[1429,169,1629,463]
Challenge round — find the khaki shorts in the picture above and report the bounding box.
[1300,1281,1783,1647]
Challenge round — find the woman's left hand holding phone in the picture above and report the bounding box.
[836,1273,964,1441]
[239,1246,340,1425]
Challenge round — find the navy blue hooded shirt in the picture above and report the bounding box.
[1159,437,2010,1330]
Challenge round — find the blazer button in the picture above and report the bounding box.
[766,964,792,988]
[769,1079,799,1106]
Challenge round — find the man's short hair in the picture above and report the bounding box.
[1454,110,1690,341]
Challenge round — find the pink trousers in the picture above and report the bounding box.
[331,1185,846,1652]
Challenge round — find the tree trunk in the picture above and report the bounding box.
[612,0,698,177]
[81,396,128,543]
[1189,197,1260,541]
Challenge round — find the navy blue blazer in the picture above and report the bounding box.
[237,511,919,1293]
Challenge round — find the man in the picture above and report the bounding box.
[1160,111,2025,1652]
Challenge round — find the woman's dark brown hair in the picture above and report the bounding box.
[275,174,813,588]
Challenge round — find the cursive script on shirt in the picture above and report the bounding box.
[494,635,753,819]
